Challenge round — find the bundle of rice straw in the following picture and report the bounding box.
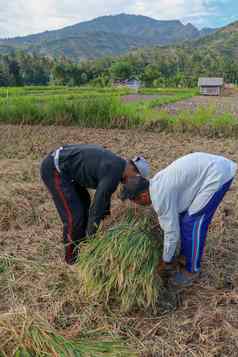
[77,213,163,312]
[0,310,133,356]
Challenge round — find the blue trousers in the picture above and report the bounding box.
[179,179,233,273]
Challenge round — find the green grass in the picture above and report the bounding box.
[145,106,238,136]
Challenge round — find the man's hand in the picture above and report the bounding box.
[177,255,186,268]
[157,260,174,274]
[86,222,98,237]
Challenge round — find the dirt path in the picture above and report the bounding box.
[160,91,238,117]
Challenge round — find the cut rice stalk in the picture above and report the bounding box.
[0,310,134,356]
[77,217,163,312]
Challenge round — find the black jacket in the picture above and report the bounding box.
[58,144,126,235]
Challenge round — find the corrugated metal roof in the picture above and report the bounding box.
[198,77,224,86]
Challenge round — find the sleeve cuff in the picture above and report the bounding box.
[163,245,176,262]
[163,257,173,263]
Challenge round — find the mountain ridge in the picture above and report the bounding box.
[0,13,216,61]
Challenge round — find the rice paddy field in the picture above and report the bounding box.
[0,86,238,356]
[0,85,237,136]
[0,86,198,128]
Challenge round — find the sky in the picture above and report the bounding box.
[0,0,237,38]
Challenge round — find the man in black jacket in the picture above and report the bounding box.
[40,144,150,264]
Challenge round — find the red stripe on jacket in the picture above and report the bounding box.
[54,170,73,263]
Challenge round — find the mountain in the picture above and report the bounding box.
[0,14,215,61]
[193,20,238,58]
[28,32,155,60]
[199,27,216,37]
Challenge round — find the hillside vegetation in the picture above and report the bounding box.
[0,14,214,61]
[194,21,238,59]
[0,19,238,87]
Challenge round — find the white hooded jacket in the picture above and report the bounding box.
[149,153,237,262]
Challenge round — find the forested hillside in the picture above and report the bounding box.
[0,20,237,87]
[0,14,214,61]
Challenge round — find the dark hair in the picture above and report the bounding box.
[119,176,149,201]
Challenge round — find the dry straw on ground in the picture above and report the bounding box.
[0,308,134,356]
[1,125,238,356]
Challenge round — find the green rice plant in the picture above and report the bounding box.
[145,105,238,137]
[0,85,198,129]
[0,92,117,104]
[0,94,144,127]
[209,112,238,136]
[170,106,214,133]
[0,85,133,99]
[147,92,197,109]
[0,87,26,98]
[2,85,237,136]
[0,310,133,356]
[167,106,238,137]
[139,87,198,96]
[77,216,163,312]
[144,110,174,131]
[0,96,45,124]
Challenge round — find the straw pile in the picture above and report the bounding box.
[77,214,163,312]
[0,182,57,231]
[0,310,134,357]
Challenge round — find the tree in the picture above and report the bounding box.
[0,64,9,86]
[110,61,133,81]
[52,63,68,85]
[7,57,22,85]
[140,64,161,87]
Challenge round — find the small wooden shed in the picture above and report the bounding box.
[198,77,224,96]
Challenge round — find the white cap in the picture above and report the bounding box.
[132,156,150,178]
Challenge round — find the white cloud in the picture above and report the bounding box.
[0,0,237,38]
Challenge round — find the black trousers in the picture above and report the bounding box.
[40,153,91,264]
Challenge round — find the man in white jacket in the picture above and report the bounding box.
[120,152,237,287]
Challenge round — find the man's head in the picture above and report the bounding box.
[119,176,151,206]
[123,156,150,182]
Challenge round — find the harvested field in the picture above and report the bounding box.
[0,124,238,356]
[160,91,238,117]
[122,94,161,103]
